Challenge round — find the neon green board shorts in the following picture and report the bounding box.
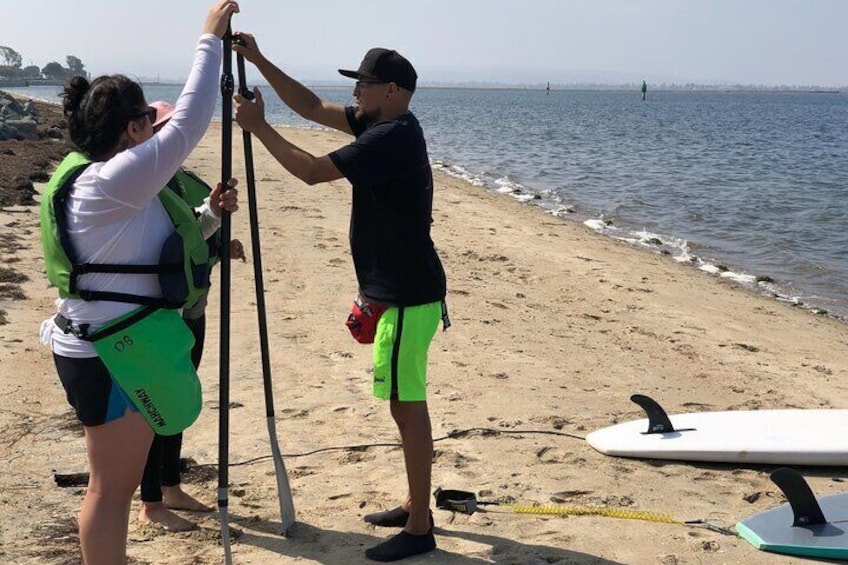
[90,306,202,435]
[372,301,441,401]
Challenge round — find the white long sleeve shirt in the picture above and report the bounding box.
[41,34,222,358]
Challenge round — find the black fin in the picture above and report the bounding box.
[630,394,676,434]
[770,467,827,527]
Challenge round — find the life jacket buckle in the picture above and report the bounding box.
[54,314,91,340]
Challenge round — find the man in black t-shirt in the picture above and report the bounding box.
[234,36,446,562]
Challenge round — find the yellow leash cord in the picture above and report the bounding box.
[509,504,682,524]
[433,488,736,535]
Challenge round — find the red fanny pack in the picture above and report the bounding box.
[345,295,389,344]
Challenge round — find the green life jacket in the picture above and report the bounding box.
[41,151,211,310]
[166,169,221,267]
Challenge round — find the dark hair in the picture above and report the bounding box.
[61,75,147,160]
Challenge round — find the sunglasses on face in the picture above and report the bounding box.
[131,106,157,123]
[355,80,387,89]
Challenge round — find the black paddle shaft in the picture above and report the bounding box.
[235,42,297,534]
[234,46,277,418]
[218,23,234,511]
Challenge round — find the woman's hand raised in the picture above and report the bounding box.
[203,0,240,38]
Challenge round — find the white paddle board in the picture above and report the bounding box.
[586,395,848,465]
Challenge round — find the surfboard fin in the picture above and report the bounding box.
[630,394,676,434]
[770,467,827,527]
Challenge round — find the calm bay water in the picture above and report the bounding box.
[9,84,847,319]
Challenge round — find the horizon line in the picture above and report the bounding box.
[135,79,848,92]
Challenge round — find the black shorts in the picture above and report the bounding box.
[53,354,138,427]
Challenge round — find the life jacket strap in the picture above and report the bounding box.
[55,306,158,342]
[75,262,182,275]
[76,290,175,308]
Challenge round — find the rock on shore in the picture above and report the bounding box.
[0,90,72,206]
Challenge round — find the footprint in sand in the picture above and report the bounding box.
[291,466,318,479]
[433,449,476,469]
[535,446,585,465]
[327,351,353,361]
[337,450,376,464]
[279,408,310,419]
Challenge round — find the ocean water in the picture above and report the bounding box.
[8,84,847,320]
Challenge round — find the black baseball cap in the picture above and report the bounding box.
[338,48,417,92]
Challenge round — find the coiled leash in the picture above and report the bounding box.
[433,488,736,535]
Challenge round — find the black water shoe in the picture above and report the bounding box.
[363,507,434,528]
[365,529,436,562]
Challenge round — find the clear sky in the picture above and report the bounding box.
[2,0,846,86]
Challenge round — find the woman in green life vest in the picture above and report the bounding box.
[37,2,240,563]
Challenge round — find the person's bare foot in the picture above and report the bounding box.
[138,502,197,532]
[162,485,214,512]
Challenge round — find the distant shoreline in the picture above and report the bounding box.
[4,80,844,95]
[0,79,65,88]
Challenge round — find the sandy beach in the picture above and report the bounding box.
[2,122,847,565]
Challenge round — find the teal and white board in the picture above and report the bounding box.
[738,468,848,560]
[586,395,848,466]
